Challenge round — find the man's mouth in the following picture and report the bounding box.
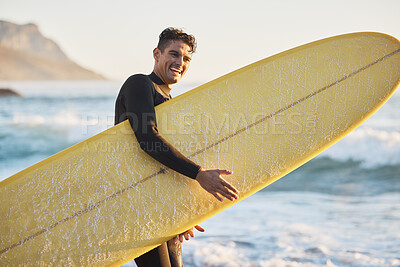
[170,67,182,75]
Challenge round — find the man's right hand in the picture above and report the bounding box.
[195,169,239,202]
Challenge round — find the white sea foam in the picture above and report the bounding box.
[11,110,113,142]
[183,240,250,267]
[12,110,109,127]
[260,258,339,267]
[13,112,80,127]
[320,128,400,168]
[175,192,400,267]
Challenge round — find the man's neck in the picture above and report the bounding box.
[157,84,171,98]
[152,72,172,95]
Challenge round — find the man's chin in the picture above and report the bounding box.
[168,76,181,84]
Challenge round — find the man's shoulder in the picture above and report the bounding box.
[124,73,151,84]
[121,73,154,92]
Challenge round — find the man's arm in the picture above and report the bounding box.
[120,75,201,178]
[117,75,239,201]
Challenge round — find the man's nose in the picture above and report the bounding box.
[175,56,184,66]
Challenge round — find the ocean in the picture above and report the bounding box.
[0,81,399,266]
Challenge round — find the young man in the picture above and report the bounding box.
[115,28,239,267]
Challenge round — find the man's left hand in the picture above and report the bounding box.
[178,225,205,242]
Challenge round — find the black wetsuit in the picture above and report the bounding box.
[114,72,201,267]
[115,72,201,178]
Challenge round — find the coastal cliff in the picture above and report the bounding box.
[0,20,105,80]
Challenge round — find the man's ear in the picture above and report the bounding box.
[153,48,161,62]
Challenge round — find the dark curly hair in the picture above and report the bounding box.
[157,27,197,53]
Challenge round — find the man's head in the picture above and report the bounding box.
[157,27,197,54]
[153,28,196,87]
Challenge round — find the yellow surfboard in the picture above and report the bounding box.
[1,32,400,266]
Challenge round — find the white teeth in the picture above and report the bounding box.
[171,67,182,74]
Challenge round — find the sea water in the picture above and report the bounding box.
[0,81,399,267]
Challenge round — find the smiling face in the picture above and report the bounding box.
[153,40,192,87]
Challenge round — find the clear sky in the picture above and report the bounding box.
[1,0,400,85]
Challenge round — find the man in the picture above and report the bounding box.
[115,28,239,267]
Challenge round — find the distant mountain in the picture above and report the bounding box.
[0,20,106,80]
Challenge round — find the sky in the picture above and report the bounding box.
[1,0,400,85]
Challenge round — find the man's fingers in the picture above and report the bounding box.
[197,168,239,201]
[222,180,239,194]
[211,191,223,202]
[194,225,205,232]
[210,183,238,201]
[188,229,195,238]
[216,169,232,175]
[184,232,190,240]
[217,170,240,197]
[218,181,239,200]
[178,226,205,243]
[217,189,236,201]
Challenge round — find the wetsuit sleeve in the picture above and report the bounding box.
[120,75,201,179]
